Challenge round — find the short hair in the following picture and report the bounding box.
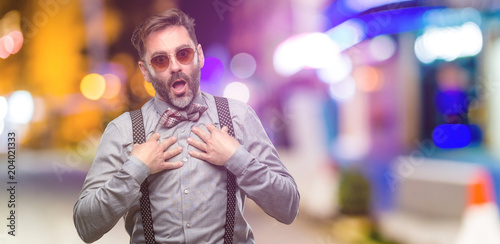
[131,8,198,59]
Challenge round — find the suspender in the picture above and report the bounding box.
[130,96,237,244]
[214,96,237,244]
[130,109,157,244]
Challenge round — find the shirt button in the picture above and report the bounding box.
[186,223,191,228]
[180,129,185,133]
[182,157,188,162]
[184,189,189,194]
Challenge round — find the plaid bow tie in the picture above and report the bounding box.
[158,103,208,128]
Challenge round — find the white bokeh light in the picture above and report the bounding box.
[230,53,257,79]
[415,22,483,63]
[0,96,7,121]
[273,32,341,77]
[329,76,356,101]
[316,54,352,84]
[7,90,34,124]
[326,19,365,51]
[224,82,250,103]
[369,35,397,62]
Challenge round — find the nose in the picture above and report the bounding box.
[169,56,182,73]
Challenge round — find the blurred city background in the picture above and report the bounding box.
[1,0,500,243]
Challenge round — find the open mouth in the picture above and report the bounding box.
[172,80,187,95]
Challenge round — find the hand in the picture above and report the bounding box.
[187,124,240,166]
[130,133,183,174]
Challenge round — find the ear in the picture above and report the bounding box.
[138,60,151,83]
[197,43,205,69]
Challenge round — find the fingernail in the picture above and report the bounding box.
[192,127,197,132]
[178,162,183,166]
[187,138,191,142]
[171,137,177,141]
[178,147,182,152]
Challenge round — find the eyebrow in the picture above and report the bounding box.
[150,44,193,58]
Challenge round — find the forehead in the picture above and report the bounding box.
[144,25,194,55]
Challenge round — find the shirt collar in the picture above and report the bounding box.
[153,92,205,115]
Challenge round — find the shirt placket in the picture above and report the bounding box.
[177,122,194,243]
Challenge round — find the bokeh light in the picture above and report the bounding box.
[329,76,356,101]
[8,30,24,54]
[0,36,13,59]
[316,54,352,84]
[102,73,122,99]
[80,73,106,100]
[274,32,341,77]
[31,97,46,122]
[325,19,365,51]
[435,90,468,115]
[201,56,225,82]
[353,66,384,92]
[230,53,257,79]
[369,35,397,62]
[223,81,250,103]
[302,32,341,69]
[204,43,231,67]
[0,96,7,121]
[415,22,483,63]
[7,90,34,124]
[144,80,155,97]
[433,124,471,148]
[273,34,305,76]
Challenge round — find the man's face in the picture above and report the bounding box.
[139,26,204,109]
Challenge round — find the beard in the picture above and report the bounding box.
[148,65,201,109]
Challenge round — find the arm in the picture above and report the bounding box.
[73,122,149,243]
[73,121,182,243]
[188,105,300,224]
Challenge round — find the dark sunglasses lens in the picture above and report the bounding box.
[176,48,195,64]
[151,55,169,70]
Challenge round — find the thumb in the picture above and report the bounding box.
[221,126,229,134]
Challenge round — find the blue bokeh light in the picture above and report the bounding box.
[433,124,472,149]
[435,90,469,116]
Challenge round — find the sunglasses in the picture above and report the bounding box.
[147,47,197,72]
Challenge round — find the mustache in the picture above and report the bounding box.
[168,72,191,86]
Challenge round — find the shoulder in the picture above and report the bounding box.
[104,99,155,137]
[202,91,253,116]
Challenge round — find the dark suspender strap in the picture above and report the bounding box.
[214,96,237,244]
[130,109,157,244]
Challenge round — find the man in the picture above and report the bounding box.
[73,8,299,244]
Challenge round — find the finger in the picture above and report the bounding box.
[160,136,177,151]
[221,126,229,134]
[187,137,207,152]
[148,133,160,142]
[206,124,218,133]
[162,147,182,160]
[192,126,210,142]
[160,161,183,170]
[189,150,209,161]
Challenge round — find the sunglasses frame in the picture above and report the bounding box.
[146,47,198,72]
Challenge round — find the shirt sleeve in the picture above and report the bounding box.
[224,104,300,224]
[73,120,150,243]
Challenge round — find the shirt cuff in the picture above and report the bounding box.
[224,145,253,176]
[122,155,151,184]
